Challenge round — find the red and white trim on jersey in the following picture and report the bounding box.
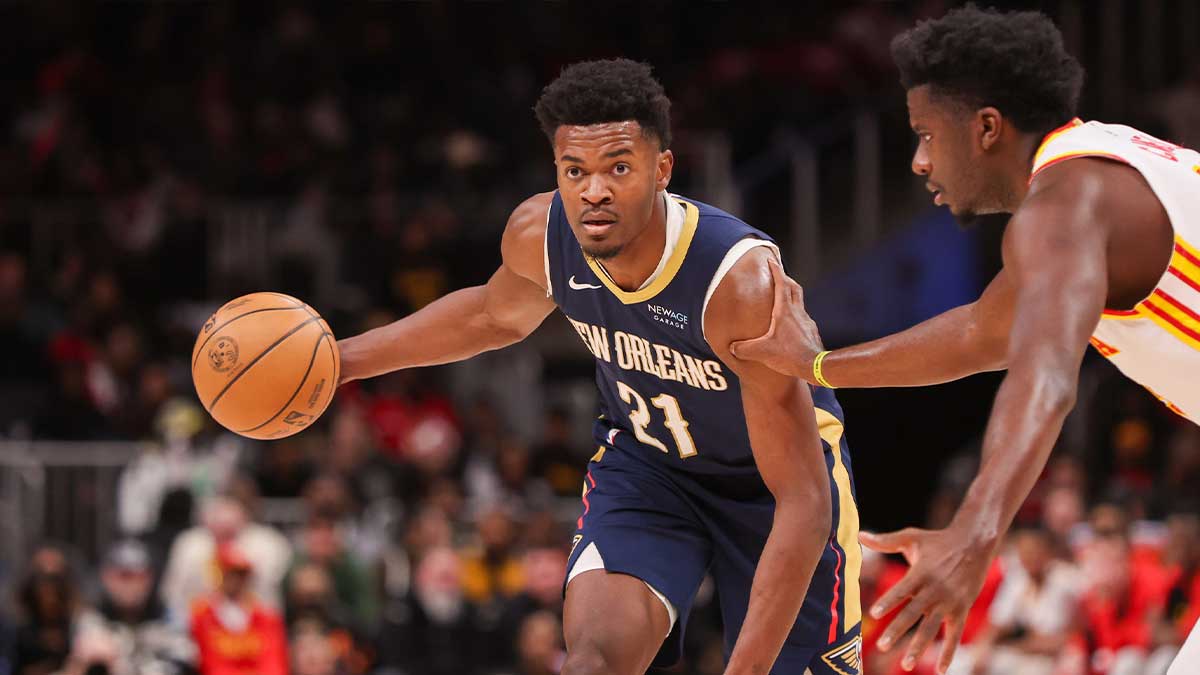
[1031,120,1200,421]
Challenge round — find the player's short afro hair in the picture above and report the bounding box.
[891,5,1084,136]
[534,58,672,150]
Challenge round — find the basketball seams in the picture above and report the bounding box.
[235,330,328,433]
[207,316,323,411]
[192,306,307,370]
[262,292,304,308]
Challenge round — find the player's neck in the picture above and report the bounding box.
[1002,133,1045,209]
[598,194,668,292]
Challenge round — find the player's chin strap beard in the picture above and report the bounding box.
[584,243,625,263]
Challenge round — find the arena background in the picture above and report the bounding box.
[1,1,1198,674]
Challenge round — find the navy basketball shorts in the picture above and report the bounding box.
[564,426,863,674]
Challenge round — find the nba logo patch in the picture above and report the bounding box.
[821,635,862,675]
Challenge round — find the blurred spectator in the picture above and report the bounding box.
[0,252,50,435]
[529,407,582,498]
[1041,485,1086,558]
[12,544,81,675]
[284,568,369,675]
[288,622,341,675]
[287,512,377,629]
[190,545,288,675]
[326,408,398,514]
[161,495,291,620]
[1079,533,1175,675]
[72,540,194,675]
[968,527,1082,675]
[375,547,483,675]
[460,506,524,606]
[1160,427,1200,514]
[1159,512,1200,658]
[254,439,316,500]
[143,490,196,587]
[494,547,567,666]
[35,347,108,441]
[512,611,564,675]
[53,629,122,675]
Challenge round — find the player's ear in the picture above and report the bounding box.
[978,107,1002,151]
[656,149,674,191]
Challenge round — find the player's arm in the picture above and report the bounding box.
[337,193,556,383]
[704,246,833,675]
[866,161,1111,674]
[730,259,1014,386]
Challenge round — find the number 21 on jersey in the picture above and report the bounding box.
[616,380,698,458]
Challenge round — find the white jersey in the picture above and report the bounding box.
[1030,119,1200,422]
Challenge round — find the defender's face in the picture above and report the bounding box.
[553,121,672,260]
[907,86,987,222]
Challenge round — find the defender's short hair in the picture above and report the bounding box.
[891,5,1084,136]
[534,58,672,150]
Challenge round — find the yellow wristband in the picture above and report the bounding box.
[813,350,836,389]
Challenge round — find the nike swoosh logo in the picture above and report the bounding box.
[569,275,602,290]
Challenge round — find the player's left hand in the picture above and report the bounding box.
[860,527,993,674]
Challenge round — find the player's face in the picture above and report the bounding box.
[906,86,997,226]
[553,121,673,260]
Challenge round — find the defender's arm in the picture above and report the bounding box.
[868,161,1112,673]
[731,259,1014,386]
[705,246,833,675]
[338,193,557,383]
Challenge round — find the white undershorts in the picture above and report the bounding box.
[566,541,678,636]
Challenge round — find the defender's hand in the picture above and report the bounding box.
[729,257,824,381]
[860,527,993,674]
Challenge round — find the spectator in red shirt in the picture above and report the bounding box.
[191,544,289,675]
[1159,512,1200,656]
[1079,532,1175,675]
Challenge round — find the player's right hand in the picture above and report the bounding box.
[860,527,993,675]
[729,257,824,380]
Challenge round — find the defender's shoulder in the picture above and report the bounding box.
[1024,156,1156,231]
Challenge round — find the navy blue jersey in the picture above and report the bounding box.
[546,192,845,486]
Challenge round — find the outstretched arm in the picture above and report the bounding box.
[731,259,1013,387]
[866,160,1112,674]
[338,193,557,382]
[705,247,833,675]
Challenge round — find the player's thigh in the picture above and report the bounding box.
[563,568,671,675]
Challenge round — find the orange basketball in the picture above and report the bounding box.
[191,292,339,440]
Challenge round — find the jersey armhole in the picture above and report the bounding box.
[700,237,781,347]
[1029,150,1131,184]
[543,200,553,297]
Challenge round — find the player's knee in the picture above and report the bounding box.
[561,638,638,672]
[560,646,614,675]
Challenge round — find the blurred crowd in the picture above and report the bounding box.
[2,1,1200,675]
[861,375,1200,675]
[4,392,587,675]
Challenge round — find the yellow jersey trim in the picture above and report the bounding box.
[584,198,699,305]
[816,408,862,633]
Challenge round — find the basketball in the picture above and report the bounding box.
[191,292,339,440]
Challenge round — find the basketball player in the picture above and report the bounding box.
[336,59,864,674]
[729,7,1200,674]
